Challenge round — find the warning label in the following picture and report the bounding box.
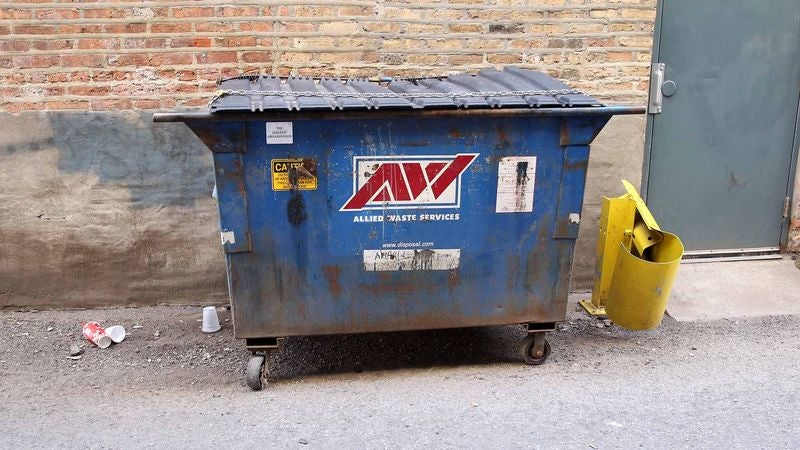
[271,158,318,191]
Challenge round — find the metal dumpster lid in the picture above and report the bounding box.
[208,66,603,113]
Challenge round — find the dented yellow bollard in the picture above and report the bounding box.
[579,180,684,330]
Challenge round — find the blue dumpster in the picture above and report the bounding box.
[154,66,644,389]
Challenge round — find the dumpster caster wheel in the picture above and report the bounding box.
[246,354,268,391]
[521,333,551,365]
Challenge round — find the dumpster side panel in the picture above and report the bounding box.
[217,115,595,338]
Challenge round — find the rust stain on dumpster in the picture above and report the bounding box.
[322,265,342,297]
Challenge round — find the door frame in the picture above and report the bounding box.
[641,0,800,251]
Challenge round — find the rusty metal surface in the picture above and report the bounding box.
[213,153,251,254]
[185,121,245,153]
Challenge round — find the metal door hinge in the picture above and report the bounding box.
[783,196,791,218]
[648,63,665,114]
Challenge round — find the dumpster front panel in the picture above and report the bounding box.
[216,114,598,338]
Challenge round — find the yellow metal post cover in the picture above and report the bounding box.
[581,196,636,316]
[605,232,683,330]
[582,180,684,330]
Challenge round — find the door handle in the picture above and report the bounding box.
[648,63,678,114]
[648,63,665,114]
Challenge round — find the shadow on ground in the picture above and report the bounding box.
[268,324,530,380]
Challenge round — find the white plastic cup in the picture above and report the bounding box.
[202,306,221,333]
[105,325,126,343]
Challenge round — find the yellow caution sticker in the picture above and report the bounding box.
[271,158,318,191]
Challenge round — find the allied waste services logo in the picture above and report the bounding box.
[340,153,479,211]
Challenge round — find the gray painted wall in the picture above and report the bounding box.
[0,112,645,307]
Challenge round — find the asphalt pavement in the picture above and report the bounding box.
[0,300,798,448]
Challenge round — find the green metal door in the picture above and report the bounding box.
[644,0,800,253]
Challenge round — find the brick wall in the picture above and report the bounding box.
[0,1,656,113]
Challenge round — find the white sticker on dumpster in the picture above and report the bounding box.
[363,249,460,271]
[266,122,293,144]
[495,156,536,213]
[220,231,236,245]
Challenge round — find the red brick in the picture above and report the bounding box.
[195,22,236,33]
[239,22,273,32]
[103,23,147,34]
[120,38,166,49]
[83,8,126,19]
[44,86,65,96]
[171,7,215,18]
[220,67,243,78]
[28,72,47,83]
[46,73,69,83]
[154,69,174,79]
[68,85,112,96]
[13,25,57,35]
[176,70,196,81]
[36,9,79,20]
[197,68,222,81]
[0,41,30,52]
[63,54,105,67]
[196,51,238,64]
[150,23,193,34]
[108,54,150,66]
[58,24,102,34]
[169,37,213,48]
[282,22,314,32]
[70,72,90,82]
[214,36,257,47]
[91,71,116,82]
[198,80,219,90]
[0,26,10,35]
[1,9,31,19]
[216,6,259,17]
[446,54,484,65]
[242,51,272,63]
[181,98,209,108]
[149,53,194,65]
[31,40,74,51]
[164,83,199,94]
[338,6,374,16]
[0,87,21,97]
[3,102,45,113]
[13,55,60,69]
[133,99,161,109]
[77,38,121,50]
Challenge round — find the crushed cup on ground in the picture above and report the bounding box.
[82,321,112,348]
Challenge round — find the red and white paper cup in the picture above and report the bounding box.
[82,321,112,348]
